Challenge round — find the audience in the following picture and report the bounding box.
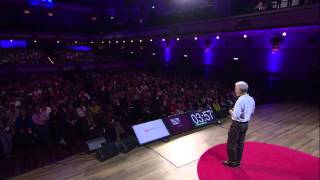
[0,48,96,65]
[0,49,48,65]
[0,70,236,163]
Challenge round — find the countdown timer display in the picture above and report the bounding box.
[188,109,216,127]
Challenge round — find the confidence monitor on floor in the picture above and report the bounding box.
[163,113,194,135]
[132,119,171,145]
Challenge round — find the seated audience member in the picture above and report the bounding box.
[32,106,50,145]
[0,116,14,159]
[14,109,33,148]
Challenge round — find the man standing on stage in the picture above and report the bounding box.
[223,81,255,168]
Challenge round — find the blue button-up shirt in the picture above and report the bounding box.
[231,94,255,123]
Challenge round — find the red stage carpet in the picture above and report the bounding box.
[197,142,319,180]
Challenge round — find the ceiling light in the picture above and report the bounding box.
[24,9,31,14]
[282,32,287,37]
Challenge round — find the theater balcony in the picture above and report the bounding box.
[105,3,320,39]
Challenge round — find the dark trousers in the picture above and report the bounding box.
[227,121,248,164]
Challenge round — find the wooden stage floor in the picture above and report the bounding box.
[10,102,319,180]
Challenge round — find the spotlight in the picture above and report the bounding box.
[282,32,287,37]
[34,40,37,43]
[130,51,134,54]
[184,54,188,58]
[194,36,198,40]
[176,37,180,41]
[116,40,119,44]
[90,41,94,44]
[10,40,13,43]
[56,40,60,44]
[149,39,152,42]
[122,40,126,43]
[91,16,97,21]
[130,40,134,43]
[110,16,114,20]
[152,53,156,56]
[75,41,78,44]
[243,34,248,39]
[162,38,166,42]
[140,39,143,43]
[216,35,220,40]
[24,9,31,14]
[101,41,104,44]
[233,57,239,61]
[152,5,155,9]
[48,12,54,17]
[108,41,111,44]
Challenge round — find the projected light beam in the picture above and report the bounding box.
[203,48,213,65]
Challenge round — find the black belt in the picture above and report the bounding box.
[233,121,248,124]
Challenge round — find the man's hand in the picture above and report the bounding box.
[229,109,233,116]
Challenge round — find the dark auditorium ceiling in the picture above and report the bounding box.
[0,0,219,34]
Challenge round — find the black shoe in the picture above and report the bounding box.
[223,160,240,168]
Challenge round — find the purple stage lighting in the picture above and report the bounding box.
[68,45,92,51]
[0,40,27,48]
[268,51,283,73]
[164,47,171,63]
[203,48,213,65]
[29,0,54,8]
